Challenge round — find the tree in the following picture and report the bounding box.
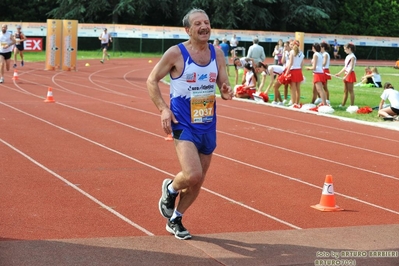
[0,0,57,22]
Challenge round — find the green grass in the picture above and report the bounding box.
[26,51,399,123]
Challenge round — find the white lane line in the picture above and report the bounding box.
[0,102,302,230]
[217,131,399,182]
[0,138,154,236]
[215,153,399,215]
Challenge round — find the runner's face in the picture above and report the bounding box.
[2,25,7,33]
[187,12,211,42]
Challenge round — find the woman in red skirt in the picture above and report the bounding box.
[335,43,357,107]
[284,40,304,107]
[306,43,327,106]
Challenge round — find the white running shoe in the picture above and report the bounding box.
[314,98,322,105]
[0,77,4,83]
[271,101,278,105]
[282,99,288,105]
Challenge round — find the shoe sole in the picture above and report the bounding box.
[166,224,192,240]
[158,179,173,218]
[383,117,394,121]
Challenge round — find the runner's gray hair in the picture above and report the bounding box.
[182,8,208,28]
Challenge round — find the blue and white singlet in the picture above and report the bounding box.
[170,43,219,134]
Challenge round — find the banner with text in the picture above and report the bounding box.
[4,21,399,48]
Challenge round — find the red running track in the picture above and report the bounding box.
[0,58,398,264]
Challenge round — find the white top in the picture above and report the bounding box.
[245,71,255,86]
[268,65,284,75]
[373,73,381,83]
[290,51,304,70]
[230,37,238,47]
[313,52,324,74]
[100,32,110,44]
[344,53,356,73]
[322,51,330,69]
[0,31,13,53]
[283,50,290,68]
[380,89,399,109]
[273,45,283,60]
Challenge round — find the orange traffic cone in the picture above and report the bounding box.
[12,69,18,80]
[165,134,173,141]
[44,87,56,103]
[311,175,343,212]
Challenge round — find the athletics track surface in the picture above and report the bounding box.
[0,58,398,266]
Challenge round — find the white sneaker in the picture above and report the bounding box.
[288,100,292,105]
[271,101,278,105]
[278,102,284,106]
[282,99,288,105]
[314,98,322,105]
[326,100,330,105]
[0,77,4,83]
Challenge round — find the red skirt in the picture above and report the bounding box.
[313,72,326,84]
[278,69,290,85]
[344,71,356,83]
[323,69,331,80]
[290,69,303,82]
[236,86,256,98]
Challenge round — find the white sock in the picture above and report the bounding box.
[170,209,182,221]
[167,183,178,194]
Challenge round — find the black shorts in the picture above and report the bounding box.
[101,43,108,49]
[0,52,12,60]
[391,106,399,115]
[15,44,24,51]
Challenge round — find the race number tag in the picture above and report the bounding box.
[190,94,215,123]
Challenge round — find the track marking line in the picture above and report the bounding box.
[0,138,154,237]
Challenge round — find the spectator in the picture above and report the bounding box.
[234,62,257,99]
[358,67,381,87]
[394,58,399,69]
[230,34,239,58]
[272,39,284,65]
[314,42,331,105]
[213,38,220,49]
[255,62,284,96]
[378,82,399,121]
[247,37,265,64]
[284,40,305,107]
[335,43,357,107]
[279,40,292,105]
[233,57,254,85]
[219,38,231,76]
[306,43,327,106]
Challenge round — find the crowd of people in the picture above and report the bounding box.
[210,36,398,121]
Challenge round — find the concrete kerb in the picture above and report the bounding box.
[226,96,399,132]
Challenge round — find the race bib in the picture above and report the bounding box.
[190,94,215,123]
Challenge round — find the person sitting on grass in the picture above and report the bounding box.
[378,82,399,121]
[234,62,257,99]
[394,58,399,69]
[357,66,381,87]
